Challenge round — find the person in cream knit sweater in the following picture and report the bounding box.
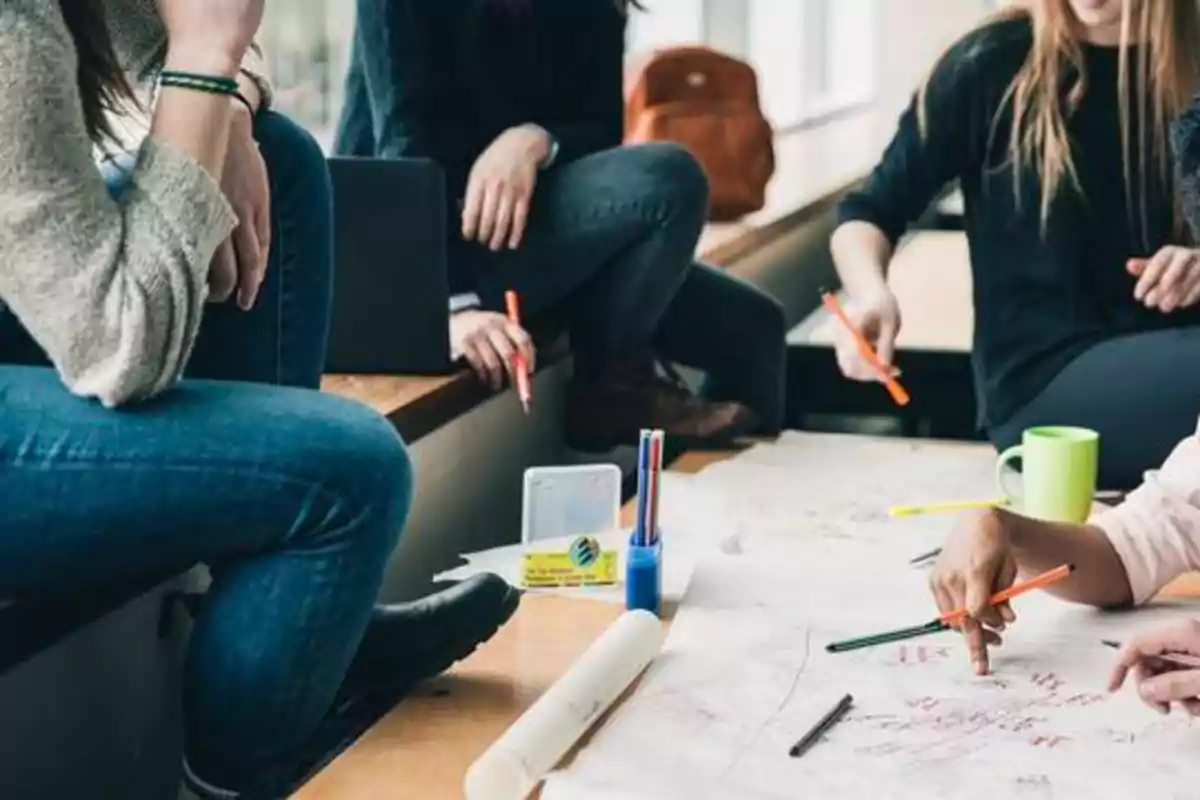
[0,2,517,798]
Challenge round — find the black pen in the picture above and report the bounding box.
[909,547,942,566]
[789,693,853,758]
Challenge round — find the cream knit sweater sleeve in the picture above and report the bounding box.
[0,2,237,405]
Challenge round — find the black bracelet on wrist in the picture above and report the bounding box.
[158,70,239,97]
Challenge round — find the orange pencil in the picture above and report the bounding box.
[504,290,532,414]
[827,564,1074,653]
[820,291,910,407]
[938,563,1075,626]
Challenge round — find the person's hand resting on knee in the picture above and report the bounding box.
[1109,619,1200,716]
[451,310,536,392]
[461,124,552,252]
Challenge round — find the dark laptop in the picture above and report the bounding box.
[325,157,454,375]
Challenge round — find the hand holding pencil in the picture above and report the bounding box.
[927,509,1024,675]
[1108,619,1200,716]
[824,288,909,406]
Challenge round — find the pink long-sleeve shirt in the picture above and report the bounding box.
[1094,427,1200,604]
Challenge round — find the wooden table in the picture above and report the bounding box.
[295,446,1200,799]
[293,451,719,799]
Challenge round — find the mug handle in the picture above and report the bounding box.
[995,445,1024,507]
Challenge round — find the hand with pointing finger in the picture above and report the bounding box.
[1108,619,1200,716]
[928,508,1019,676]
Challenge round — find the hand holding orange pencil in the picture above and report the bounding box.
[821,290,910,406]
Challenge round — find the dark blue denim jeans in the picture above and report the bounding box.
[0,111,411,795]
[336,0,787,430]
[477,143,788,432]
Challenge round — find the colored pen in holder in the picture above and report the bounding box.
[625,532,663,616]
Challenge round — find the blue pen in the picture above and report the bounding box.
[633,429,650,546]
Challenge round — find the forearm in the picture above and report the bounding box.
[831,221,894,296]
[150,47,241,179]
[1001,508,1134,608]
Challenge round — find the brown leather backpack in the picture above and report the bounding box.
[624,46,775,222]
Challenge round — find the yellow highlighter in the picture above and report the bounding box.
[888,498,1006,518]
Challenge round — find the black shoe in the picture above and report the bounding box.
[343,572,522,692]
[241,574,521,799]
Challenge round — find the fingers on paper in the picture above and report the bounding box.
[1109,620,1200,694]
[1138,669,1200,713]
[960,618,995,676]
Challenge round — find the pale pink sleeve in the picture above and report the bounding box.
[1093,420,1200,604]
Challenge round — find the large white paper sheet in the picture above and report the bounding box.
[543,552,1200,800]
[438,433,999,600]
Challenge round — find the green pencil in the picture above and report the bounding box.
[825,619,949,653]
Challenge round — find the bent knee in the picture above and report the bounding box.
[307,396,414,530]
[623,142,710,215]
[256,110,333,201]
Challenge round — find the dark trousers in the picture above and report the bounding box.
[990,326,1200,491]
[475,143,787,433]
[0,112,410,795]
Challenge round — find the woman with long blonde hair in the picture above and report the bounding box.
[831,0,1200,489]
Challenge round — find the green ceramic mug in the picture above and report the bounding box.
[995,426,1099,523]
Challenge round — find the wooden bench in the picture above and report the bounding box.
[787,229,978,438]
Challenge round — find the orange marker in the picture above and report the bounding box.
[938,564,1075,626]
[821,291,910,407]
[504,290,532,414]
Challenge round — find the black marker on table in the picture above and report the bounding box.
[789,693,853,758]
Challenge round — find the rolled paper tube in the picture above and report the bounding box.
[463,610,665,800]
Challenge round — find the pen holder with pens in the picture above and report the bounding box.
[625,532,663,616]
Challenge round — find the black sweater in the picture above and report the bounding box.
[838,18,1200,430]
[337,0,626,296]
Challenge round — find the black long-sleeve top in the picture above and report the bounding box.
[838,17,1200,430]
[336,0,626,296]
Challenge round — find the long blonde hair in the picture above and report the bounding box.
[921,1,1200,236]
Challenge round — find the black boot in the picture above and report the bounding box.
[343,572,521,692]
[241,574,520,799]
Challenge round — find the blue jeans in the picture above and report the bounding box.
[0,111,411,793]
[478,144,788,432]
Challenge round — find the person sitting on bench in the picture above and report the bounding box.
[0,3,517,798]
[829,0,1200,489]
[335,0,786,451]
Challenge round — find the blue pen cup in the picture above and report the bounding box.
[626,532,663,616]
